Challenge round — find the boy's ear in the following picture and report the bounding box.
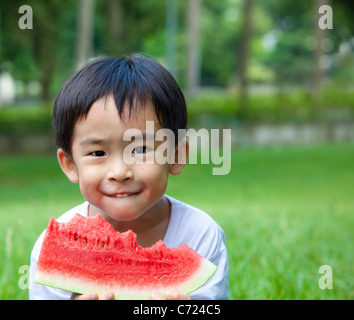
[57,148,79,183]
[169,140,189,176]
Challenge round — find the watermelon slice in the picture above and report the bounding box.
[34,214,217,299]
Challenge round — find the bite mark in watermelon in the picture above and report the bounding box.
[34,214,217,299]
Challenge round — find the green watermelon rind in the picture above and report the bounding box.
[34,258,217,300]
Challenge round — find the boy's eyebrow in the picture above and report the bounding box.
[79,137,106,147]
[123,131,156,140]
[79,132,156,147]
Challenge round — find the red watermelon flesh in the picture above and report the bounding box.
[34,214,217,299]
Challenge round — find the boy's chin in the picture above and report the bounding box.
[92,202,144,223]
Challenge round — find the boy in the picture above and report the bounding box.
[29,55,229,300]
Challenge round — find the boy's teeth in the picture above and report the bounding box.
[115,193,129,198]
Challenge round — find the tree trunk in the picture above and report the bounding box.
[238,0,254,117]
[312,0,328,103]
[105,0,123,55]
[166,0,178,78]
[186,0,201,96]
[76,0,95,70]
[41,59,55,108]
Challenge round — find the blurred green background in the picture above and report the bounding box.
[0,0,353,299]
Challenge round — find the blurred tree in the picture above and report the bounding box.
[104,0,124,56]
[186,0,202,96]
[30,0,71,106]
[238,0,254,115]
[259,0,315,88]
[0,0,77,105]
[166,0,178,77]
[1,2,38,84]
[200,0,241,87]
[76,0,95,70]
[1,0,353,106]
[117,0,166,54]
[312,0,330,101]
[260,0,353,91]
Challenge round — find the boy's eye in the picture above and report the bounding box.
[132,146,148,155]
[91,150,106,157]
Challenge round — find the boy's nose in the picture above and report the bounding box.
[107,157,133,183]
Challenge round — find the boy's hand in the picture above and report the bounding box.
[71,290,189,300]
[150,291,191,300]
[71,291,114,300]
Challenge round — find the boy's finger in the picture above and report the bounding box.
[165,291,191,300]
[71,292,99,300]
[150,293,164,300]
[99,291,115,300]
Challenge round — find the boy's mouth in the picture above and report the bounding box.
[106,191,140,198]
[113,193,135,198]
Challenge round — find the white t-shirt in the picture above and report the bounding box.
[29,195,229,300]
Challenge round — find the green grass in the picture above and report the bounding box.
[0,144,353,299]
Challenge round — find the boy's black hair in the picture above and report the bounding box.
[53,55,187,155]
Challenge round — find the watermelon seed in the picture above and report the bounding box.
[83,237,87,244]
[74,234,78,241]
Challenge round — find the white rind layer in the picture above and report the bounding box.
[34,259,217,300]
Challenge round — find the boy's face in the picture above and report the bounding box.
[57,95,186,225]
